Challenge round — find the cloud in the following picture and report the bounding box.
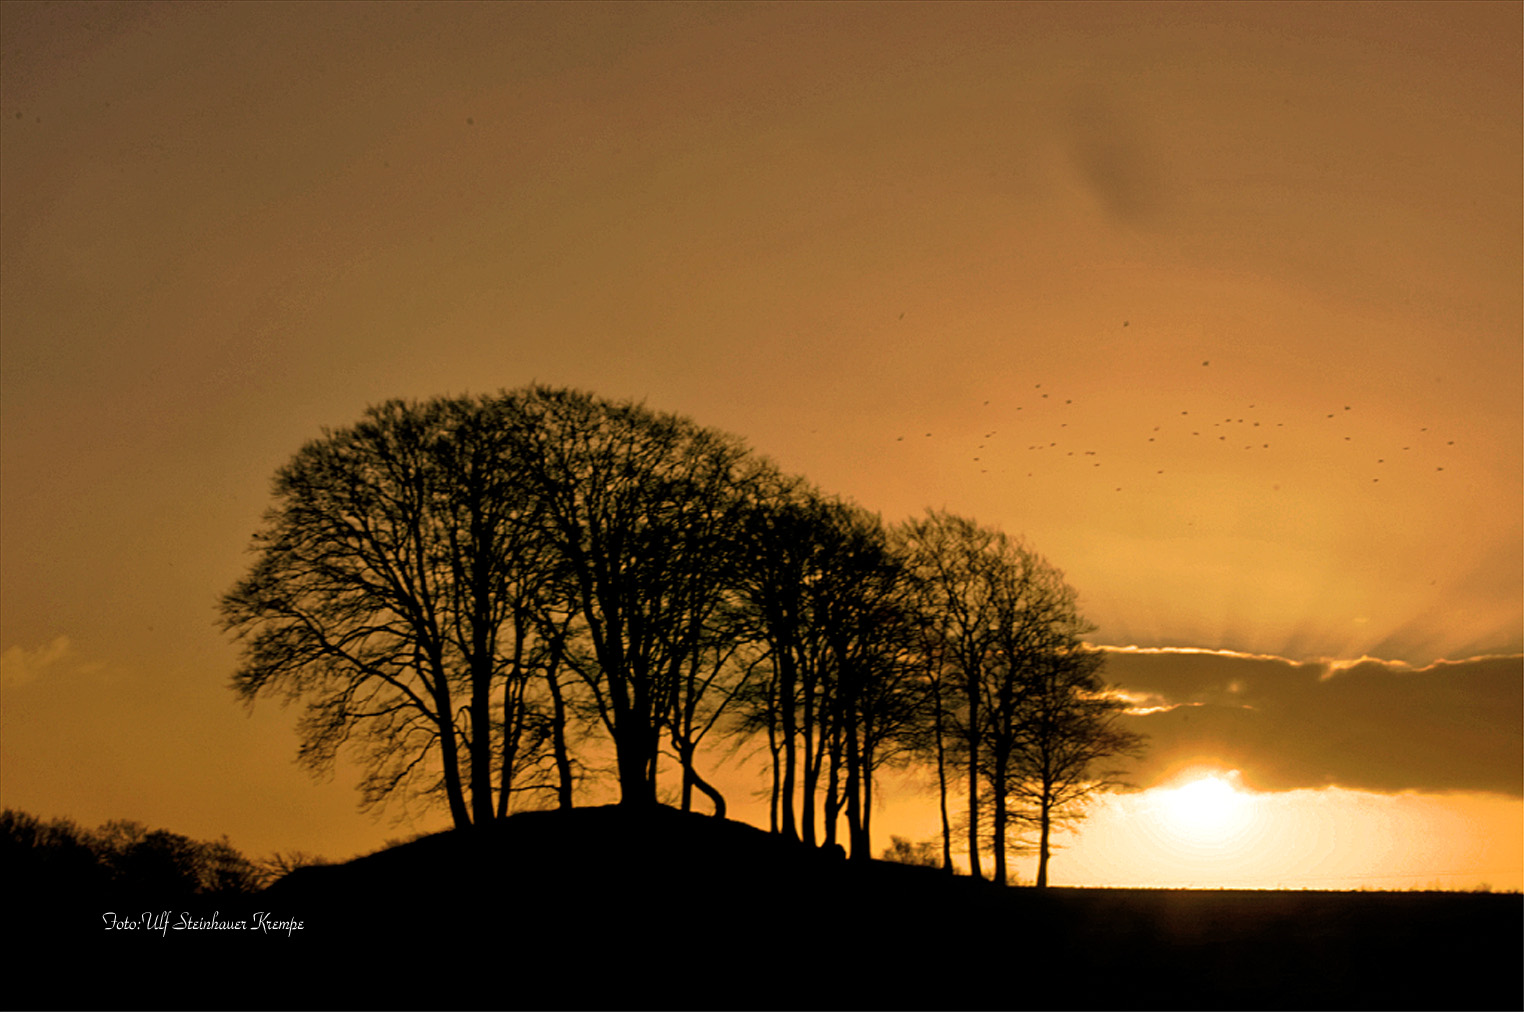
[0,635,94,689]
[1096,646,1523,797]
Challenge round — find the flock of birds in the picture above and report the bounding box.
[891,357,1461,494]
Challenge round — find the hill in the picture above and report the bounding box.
[16,804,1522,1009]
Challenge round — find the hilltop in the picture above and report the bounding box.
[17,804,1523,1010]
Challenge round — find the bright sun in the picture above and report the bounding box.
[1149,770,1259,854]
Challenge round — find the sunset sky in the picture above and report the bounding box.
[2,2,1519,890]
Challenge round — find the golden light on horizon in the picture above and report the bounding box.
[1038,783,1524,893]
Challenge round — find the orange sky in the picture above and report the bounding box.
[2,2,1519,888]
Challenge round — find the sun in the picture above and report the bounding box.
[1147,769,1259,854]
[1161,775,1247,838]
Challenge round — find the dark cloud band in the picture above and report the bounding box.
[1097,647,1523,796]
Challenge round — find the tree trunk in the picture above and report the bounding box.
[686,761,727,819]
[823,726,842,849]
[614,720,657,805]
[966,673,982,880]
[646,738,660,800]
[546,658,575,810]
[439,731,472,828]
[497,620,531,820]
[779,647,799,842]
[469,679,495,825]
[673,736,721,815]
[860,742,875,862]
[425,647,473,829]
[606,664,658,806]
[800,677,818,847]
[496,688,524,820]
[934,678,953,873]
[992,763,1007,887]
[1036,786,1052,889]
[765,699,781,833]
[844,707,862,861]
[467,597,497,826]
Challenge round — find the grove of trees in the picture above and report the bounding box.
[221,386,1143,885]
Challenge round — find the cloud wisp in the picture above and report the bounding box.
[0,635,76,689]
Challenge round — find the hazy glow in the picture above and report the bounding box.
[1045,786,1524,891]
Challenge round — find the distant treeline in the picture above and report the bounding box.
[0,808,322,907]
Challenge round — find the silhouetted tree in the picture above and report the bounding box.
[222,396,563,828]
[734,491,899,849]
[899,511,1008,879]
[730,483,831,842]
[814,509,923,861]
[1006,647,1144,887]
[259,849,330,887]
[905,629,958,873]
[536,609,592,810]
[727,637,790,833]
[976,540,1089,887]
[507,387,779,807]
[898,512,1130,885]
[195,835,267,895]
[95,822,211,898]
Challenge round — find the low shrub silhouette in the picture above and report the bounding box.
[880,834,941,868]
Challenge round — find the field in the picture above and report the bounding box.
[15,805,1521,1010]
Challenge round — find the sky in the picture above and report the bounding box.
[2,1,1519,889]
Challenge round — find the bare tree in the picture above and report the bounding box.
[221,396,563,827]
[977,540,1089,887]
[509,387,776,807]
[898,512,1132,885]
[734,490,907,850]
[900,583,957,873]
[814,511,923,862]
[898,511,1007,879]
[730,483,833,843]
[1006,647,1144,888]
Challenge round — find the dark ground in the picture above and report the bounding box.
[14,804,1522,1010]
